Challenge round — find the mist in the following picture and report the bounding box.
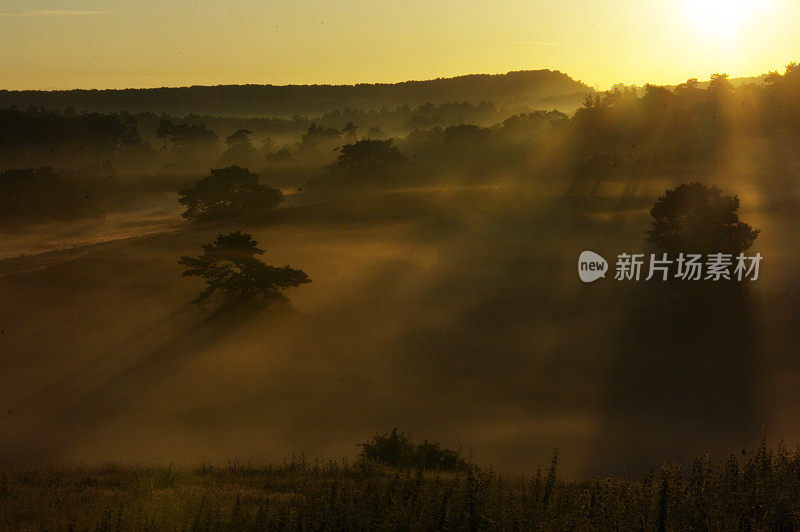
[2,67,800,478]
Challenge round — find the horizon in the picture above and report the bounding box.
[1,0,797,92]
[0,67,775,93]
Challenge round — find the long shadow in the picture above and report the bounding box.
[17,307,192,410]
[594,279,760,475]
[0,306,266,466]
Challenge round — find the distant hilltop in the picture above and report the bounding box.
[0,70,594,118]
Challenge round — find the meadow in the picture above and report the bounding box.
[3,440,800,530]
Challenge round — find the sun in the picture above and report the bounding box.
[679,0,763,39]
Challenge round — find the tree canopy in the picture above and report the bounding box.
[0,167,98,225]
[178,166,283,223]
[218,129,259,167]
[178,231,310,309]
[330,139,405,175]
[646,183,759,255]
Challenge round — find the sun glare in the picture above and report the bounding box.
[679,0,765,39]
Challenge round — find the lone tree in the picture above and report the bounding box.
[646,182,759,255]
[179,166,282,223]
[329,139,405,177]
[178,231,310,309]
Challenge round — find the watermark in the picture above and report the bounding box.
[578,250,609,282]
[578,251,762,283]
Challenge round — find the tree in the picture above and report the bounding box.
[219,129,258,167]
[156,118,173,150]
[342,121,358,142]
[156,120,218,158]
[0,167,98,224]
[329,139,405,176]
[708,73,733,94]
[178,231,310,309]
[646,183,759,255]
[297,123,341,158]
[178,166,283,223]
[225,129,254,146]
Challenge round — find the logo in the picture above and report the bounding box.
[577,251,762,282]
[578,251,608,283]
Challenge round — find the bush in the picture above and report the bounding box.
[358,428,470,471]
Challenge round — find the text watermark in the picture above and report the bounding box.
[579,251,762,283]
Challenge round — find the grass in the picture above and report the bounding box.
[2,442,800,530]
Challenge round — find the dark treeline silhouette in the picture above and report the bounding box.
[2,64,799,228]
[569,66,800,165]
[0,167,100,226]
[0,107,149,170]
[133,101,525,147]
[128,100,563,149]
[4,64,797,175]
[0,70,590,116]
[0,102,564,176]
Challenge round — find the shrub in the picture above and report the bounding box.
[358,428,470,471]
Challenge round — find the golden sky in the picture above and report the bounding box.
[1,0,797,90]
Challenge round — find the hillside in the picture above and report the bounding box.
[0,70,593,117]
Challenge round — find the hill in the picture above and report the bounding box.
[0,70,593,117]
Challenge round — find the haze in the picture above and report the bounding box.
[2,0,798,90]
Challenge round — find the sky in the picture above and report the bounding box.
[1,0,798,90]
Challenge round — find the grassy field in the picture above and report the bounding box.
[2,443,800,530]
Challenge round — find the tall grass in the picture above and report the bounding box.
[2,442,800,530]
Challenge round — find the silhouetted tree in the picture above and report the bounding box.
[297,123,342,159]
[151,119,218,162]
[178,166,283,223]
[330,139,405,175]
[0,107,144,168]
[597,183,761,473]
[219,129,258,167]
[170,123,218,158]
[342,121,358,142]
[708,73,733,95]
[178,231,310,309]
[265,147,296,167]
[646,183,759,255]
[156,118,173,150]
[0,167,98,224]
[225,129,253,146]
